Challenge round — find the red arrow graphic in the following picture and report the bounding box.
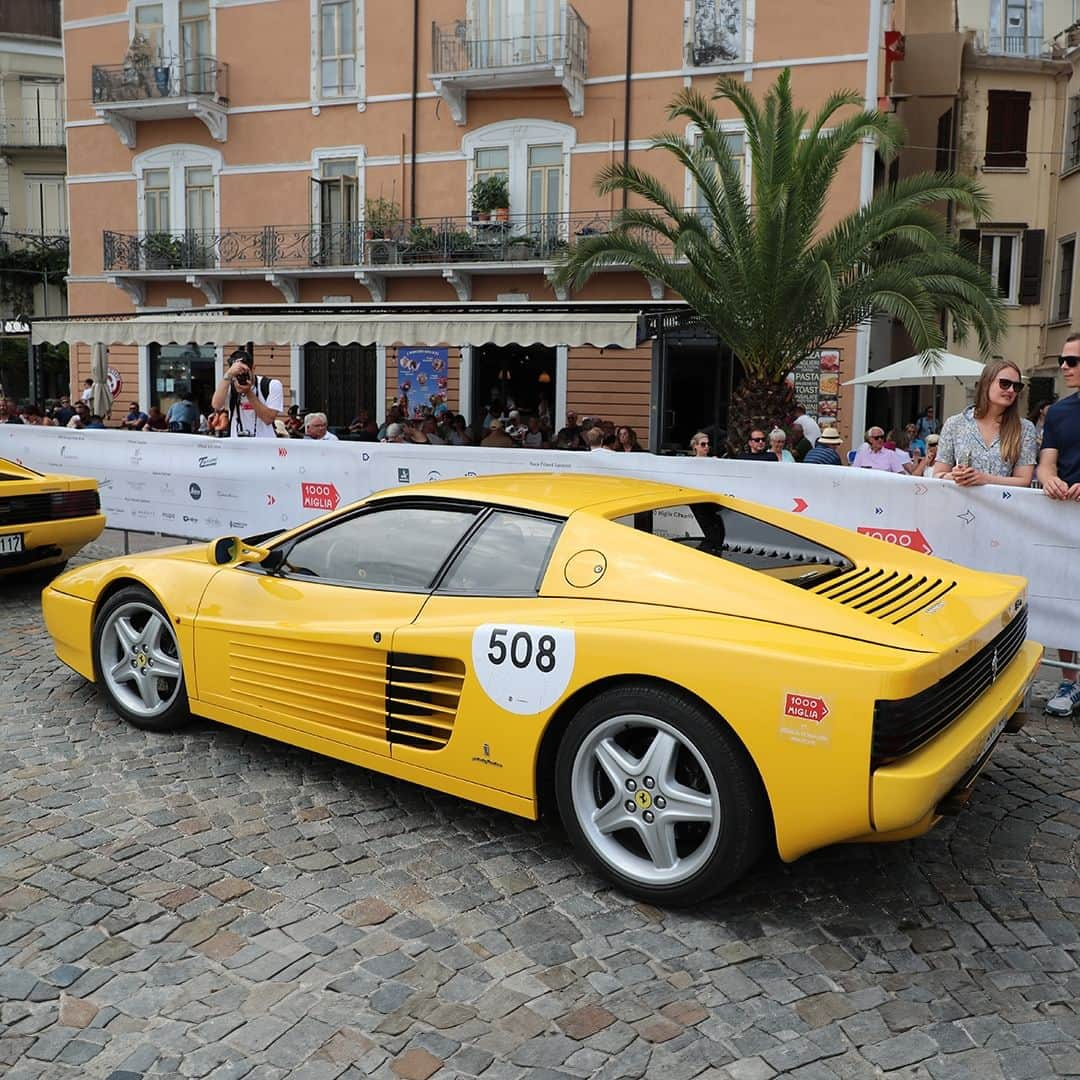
[792,497,808,513]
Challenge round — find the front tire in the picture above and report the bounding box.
[555,684,766,905]
[93,586,190,732]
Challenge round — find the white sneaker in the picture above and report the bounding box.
[1044,680,1080,717]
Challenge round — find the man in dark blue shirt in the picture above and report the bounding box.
[738,429,775,461]
[1038,333,1080,716]
[802,427,844,465]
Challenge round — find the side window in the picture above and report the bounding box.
[281,506,478,589]
[440,511,560,595]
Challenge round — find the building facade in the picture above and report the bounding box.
[0,0,67,401]
[63,0,887,446]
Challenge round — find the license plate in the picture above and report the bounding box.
[0,533,24,555]
[976,712,1009,762]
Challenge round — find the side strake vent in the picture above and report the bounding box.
[810,566,956,623]
[228,637,388,741]
[387,652,465,749]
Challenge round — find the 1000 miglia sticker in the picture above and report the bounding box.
[471,624,576,715]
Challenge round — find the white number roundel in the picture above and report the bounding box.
[471,623,576,715]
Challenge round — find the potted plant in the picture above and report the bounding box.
[404,223,439,262]
[471,174,509,222]
[144,232,182,269]
[364,196,400,239]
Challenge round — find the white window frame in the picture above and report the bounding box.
[462,119,574,218]
[683,121,751,210]
[134,144,223,237]
[127,0,216,69]
[1056,233,1076,321]
[980,230,1023,306]
[311,145,367,229]
[683,0,755,69]
[310,0,366,108]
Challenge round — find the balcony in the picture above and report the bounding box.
[974,32,1057,59]
[91,56,228,148]
[101,210,663,304]
[0,116,65,149]
[430,5,587,124]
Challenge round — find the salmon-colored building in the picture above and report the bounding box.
[61,0,888,447]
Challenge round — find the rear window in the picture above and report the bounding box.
[614,502,852,588]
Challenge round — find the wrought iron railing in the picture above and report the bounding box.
[977,33,1053,58]
[102,210,650,272]
[0,116,65,148]
[432,4,587,76]
[91,55,228,105]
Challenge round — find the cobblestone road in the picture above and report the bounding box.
[2,537,1079,1079]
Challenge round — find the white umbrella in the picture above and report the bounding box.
[843,350,984,388]
[90,342,112,419]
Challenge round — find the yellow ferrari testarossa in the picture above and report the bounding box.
[0,456,105,578]
[42,474,1041,904]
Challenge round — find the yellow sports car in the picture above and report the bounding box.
[1,456,105,578]
[42,474,1041,904]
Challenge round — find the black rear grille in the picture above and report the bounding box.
[0,489,100,526]
[871,607,1028,767]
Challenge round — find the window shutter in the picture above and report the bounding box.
[1019,229,1044,305]
[985,91,1030,168]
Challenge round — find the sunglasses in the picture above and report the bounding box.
[869,434,885,440]
[1060,355,1080,368]
[749,436,765,442]
[996,377,1023,393]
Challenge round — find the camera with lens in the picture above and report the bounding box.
[233,369,251,388]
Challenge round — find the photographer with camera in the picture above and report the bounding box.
[210,347,283,438]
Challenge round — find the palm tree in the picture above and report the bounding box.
[555,68,1006,451]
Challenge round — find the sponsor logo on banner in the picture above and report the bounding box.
[856,526,932,554]
[301,482,340,511]
[130,448,143,467]
[189,483,202,500]
[427,470,442,482]
[229,520,248,529]
[198,456,217,468]
[205,515,222,528]
[183,514,199,523]
[215,490,238,500]
[162,512,176,521]
[398,468,410,483]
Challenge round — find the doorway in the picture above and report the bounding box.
[472,343,557,429]
[150,343,217,417]
[304,342,375,428]
[657,337,737,452]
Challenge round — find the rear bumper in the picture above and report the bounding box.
[0,515,106,576]
[869,638,1042,835]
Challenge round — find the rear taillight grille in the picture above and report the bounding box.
[0,489,100,526]
[871,607,1028,767]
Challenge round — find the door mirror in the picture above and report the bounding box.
[208,536,273,566]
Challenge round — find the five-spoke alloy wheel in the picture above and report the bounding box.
[93,586,190,731]
[556,685,765,905]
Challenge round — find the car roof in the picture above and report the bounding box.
[369,472,698,517]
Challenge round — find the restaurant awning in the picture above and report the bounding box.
[31,303,658,350]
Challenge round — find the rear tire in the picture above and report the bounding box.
[555,684,766,906]
[93,586,191,732]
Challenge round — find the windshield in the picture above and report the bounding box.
[614,501,853,589]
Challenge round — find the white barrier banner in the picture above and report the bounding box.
[2,426,1077,650]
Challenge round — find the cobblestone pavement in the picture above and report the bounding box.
[2,537,1079,1079]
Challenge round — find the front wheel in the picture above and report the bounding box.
[555,685,766,906]
[93,586,191,732]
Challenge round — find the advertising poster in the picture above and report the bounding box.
[787,349,841,424]
[397,347,449,417]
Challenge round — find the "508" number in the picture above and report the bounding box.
[486,627,557,673]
